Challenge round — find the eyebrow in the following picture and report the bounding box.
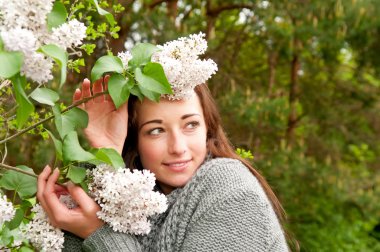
[139,113,201,130]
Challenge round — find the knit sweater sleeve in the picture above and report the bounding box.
[81,225,142,252]
[180,158,288,252]
[181,189,288,252]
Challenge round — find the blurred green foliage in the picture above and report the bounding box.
[1,0,380,250]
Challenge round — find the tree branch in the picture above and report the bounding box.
[0,91,108,145]
[148,0,167,9]
[206,3,255,17]
[0,163,37,178]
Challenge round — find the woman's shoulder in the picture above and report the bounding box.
[200,158,260,189]
[195,157,269,205]
[184,158,284,242]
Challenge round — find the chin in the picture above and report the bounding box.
[167,175,193,188]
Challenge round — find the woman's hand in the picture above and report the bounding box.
[73,76,128,154]
[37,165,104,239]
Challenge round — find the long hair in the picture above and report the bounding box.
[122,84,286,224]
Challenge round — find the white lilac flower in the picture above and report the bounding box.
[117,33,217,100]
[21,53,54,84]
[0,1,86,84]
[151,32,218,99]
[155,33,218,100]
[23,195,77,252]
[118,51,133,70]
[156,33,208,60]
[45,19,87,49]
[87,164,168,235]
[59,194,78,209]
[1,28,38,54]
[0,195,15,226]
[0,0,53,30]
[23,204,64,252]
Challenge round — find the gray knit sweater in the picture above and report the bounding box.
[63,158,288,251]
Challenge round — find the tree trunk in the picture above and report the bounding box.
[286,38,301,146]
[167,0,178,24]
[268,51,278,98]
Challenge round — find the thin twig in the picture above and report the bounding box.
[0,79,11,89]
[2,141,7,163]
[0,91,108,145]
[2,83,45,119]
[0,163,38,178]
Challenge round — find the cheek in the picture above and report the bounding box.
[138,139,164,169]
[190,131,208,156]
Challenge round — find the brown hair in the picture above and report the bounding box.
[122,84,285,224]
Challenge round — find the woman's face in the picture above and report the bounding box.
[137,94,208,194]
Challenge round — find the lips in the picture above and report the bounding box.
[162,160,191,172]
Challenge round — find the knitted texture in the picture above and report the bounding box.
[64,158,288,251]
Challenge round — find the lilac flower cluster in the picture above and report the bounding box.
[0,0,86,83]
[0,194,15,226]
[118,32,218,100]
[87,164,168,235]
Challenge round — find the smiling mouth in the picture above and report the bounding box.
[162,160,191,171]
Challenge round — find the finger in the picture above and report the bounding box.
[44,168,68,219]
[37,165,51,203]
[81,79,93,104]
[73,88,81,103]
[54,184,69,198]
[54,184,68,193]
[92,77,104,103]
[72,88,84,109]
[37,166,57,225]
[104,75,112,101]
[66,182,99,213]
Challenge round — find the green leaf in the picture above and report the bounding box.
[108,73,130,109]
[136,63,172,94]
[129,43,159,67]
[0,165,37,199]
[134,64,173,102]
[130,85,144,101]
[21,198,35,209]
[30,88,59,106]
[46,129,63,160]
[91,55,124,82]
[47,1,68,30]
[79,181,89,193]
[95,148,125,169]
[0,51,23,78]
[0,226,12,247]
[38,44,68,87]
[6,208,24,230]
[53,106,88,139]
[90,0,116,25]
[52,104,63,138]
[19,247,34,252]
[67,165,87,184]
[62,131,96,163]
[138,85,161,102]
[11,74,34,129]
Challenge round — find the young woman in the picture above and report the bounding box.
[38,75,289,251]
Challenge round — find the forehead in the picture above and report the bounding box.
[137,94,204,123]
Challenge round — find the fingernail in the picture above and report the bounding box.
[54,168,60,174]
[44,165,51,172]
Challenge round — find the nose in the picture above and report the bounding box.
[168,130,187,155]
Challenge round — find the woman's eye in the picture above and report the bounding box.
[185,121,200,129]
[148,128,163,135]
